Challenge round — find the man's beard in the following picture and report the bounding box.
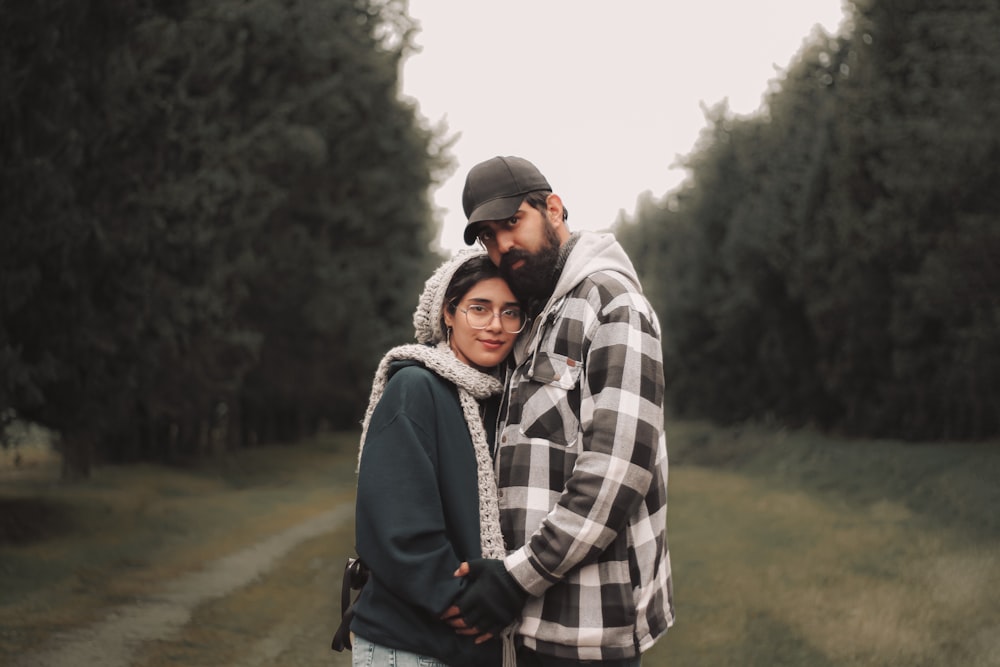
[499,224,562,305]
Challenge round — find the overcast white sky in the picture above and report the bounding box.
[400,1,847,253]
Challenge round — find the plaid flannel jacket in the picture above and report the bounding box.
[497,232,674,660]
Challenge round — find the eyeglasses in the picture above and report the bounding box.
[458,303,528,334]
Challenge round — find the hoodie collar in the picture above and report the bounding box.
[513,231,641,365]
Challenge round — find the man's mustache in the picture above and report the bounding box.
[499,249,531,275]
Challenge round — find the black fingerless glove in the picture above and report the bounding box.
[452,558,528,635]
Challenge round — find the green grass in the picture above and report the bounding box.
[1,423,998,666]
[646,420,1000,667]
[0,433,361,660]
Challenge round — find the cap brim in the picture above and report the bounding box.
[463,194,524,245]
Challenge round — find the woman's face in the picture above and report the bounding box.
[443,277,521,370]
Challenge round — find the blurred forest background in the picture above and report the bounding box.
[2,0,998,480]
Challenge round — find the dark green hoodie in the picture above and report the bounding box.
[351,361,501,667]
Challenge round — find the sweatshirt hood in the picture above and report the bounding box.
[510,231,642,366]
[551,231,641,302]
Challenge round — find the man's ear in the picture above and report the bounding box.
[545,193,564,223]
[545,193,570,240]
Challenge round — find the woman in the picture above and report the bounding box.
[349,249,526,667]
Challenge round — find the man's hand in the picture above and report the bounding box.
[440,559,527,643]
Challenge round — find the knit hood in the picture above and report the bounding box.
[413,247,488,345]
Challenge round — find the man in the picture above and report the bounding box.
[444,156,674,666]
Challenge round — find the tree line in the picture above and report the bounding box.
[3,0,996,480]
[1,0,448,477]
[617,0,1000,441]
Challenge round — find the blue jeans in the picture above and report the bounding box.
[352,634,448,667]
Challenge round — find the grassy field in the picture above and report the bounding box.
[651,421,1000,667]
[0,433,361,664]
[1,422,998,666]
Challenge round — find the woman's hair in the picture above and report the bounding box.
[524,190,569,222]
[442,255,504,322]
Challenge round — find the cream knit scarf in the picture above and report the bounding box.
[357,341,507,561]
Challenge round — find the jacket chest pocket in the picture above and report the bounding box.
[517,352,583,447]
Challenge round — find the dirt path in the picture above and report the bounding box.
[1,436,362,667]
[13,505,354,667]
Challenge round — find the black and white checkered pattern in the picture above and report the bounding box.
[496,234,675,660]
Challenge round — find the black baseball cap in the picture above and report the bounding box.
[462,156,552,245]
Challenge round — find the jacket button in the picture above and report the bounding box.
[501,435,507,443]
